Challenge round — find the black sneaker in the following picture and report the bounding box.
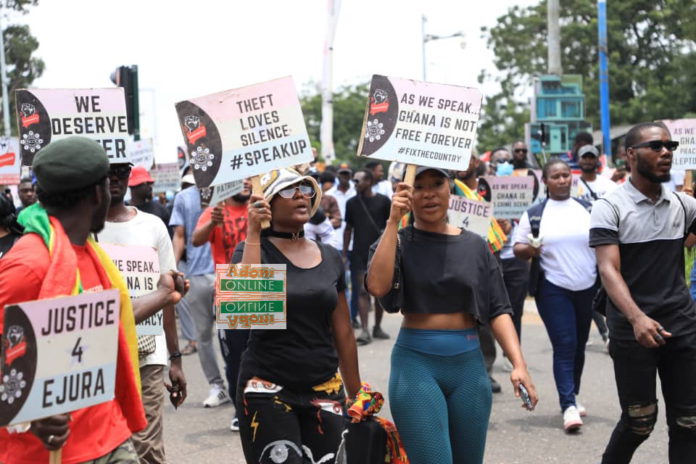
[373,326,390,340]
[490,376,502,394]
[356,330,372,346]
[351,319,361,329]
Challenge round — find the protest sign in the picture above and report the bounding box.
[215,264,287,330]
[479,176,535,220]
[211,181,245,206]
[128,138,155,169]
[100,243,162,336]
[448,196,491,238]
[15,88,130,166]
[357,75,483,173]
[175,76,313,188]
[0,290,120,427]
[151,162,180,193]
[662,119,696,169]
[0,137,20,185]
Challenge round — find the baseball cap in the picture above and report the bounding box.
[259,167,322,217]
[415,166,450,179]
[128,166,155,187]
[578,145,599,158]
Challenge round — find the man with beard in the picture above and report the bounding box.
[98,161,187,463]
[16,177,36,214]
[192,179,251,431]
[576,144,617,203]
[511,140,534,171]
[0,137,147,463]
[591,122,696,463]
[128,166,171,233]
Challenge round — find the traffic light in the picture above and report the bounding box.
[110,65,140,141]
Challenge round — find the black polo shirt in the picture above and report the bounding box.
[589,179,696,340]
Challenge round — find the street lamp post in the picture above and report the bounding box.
[421,15,464,81]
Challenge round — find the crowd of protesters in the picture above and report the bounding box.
[0,120,695,464]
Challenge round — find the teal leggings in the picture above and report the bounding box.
[389,331,492,464]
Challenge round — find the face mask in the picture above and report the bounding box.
[496,161,514,176]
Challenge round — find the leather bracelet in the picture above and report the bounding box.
[169,351,182,361]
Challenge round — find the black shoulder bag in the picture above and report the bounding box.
[526,200,547,297]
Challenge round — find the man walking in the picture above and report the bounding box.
[170,178,230,407]
[576,144,617,203]
[591,122,696,463]
[344,168,391,345]
[128,166,171,231]
[15,177,36,214]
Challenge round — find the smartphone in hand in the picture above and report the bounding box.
[519,384,534,411]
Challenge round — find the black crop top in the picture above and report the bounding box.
[369,226,512,323]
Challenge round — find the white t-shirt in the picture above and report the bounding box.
[372,180,393,199]
[514,199,596,291]
[326,185,356,250]
[98,208,177,367]
[576,176,618,203]
[665,169,686,192]
[304,218,341,250]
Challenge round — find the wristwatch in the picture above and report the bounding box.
[169,351,182,361]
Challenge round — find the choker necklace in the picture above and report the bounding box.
[262,229,305,240]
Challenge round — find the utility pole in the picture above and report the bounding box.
[547,0,562,75]
[598,0,612,159]
[421,15,464,82]
[320,0,340,163]
[0,5,10,137]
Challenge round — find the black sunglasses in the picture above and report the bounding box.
[631,140,679,152]
[514,148,528,154]
[109,165,132,179]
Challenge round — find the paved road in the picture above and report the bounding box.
[164,302,668,463]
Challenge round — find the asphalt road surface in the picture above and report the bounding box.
[164,302,668,463]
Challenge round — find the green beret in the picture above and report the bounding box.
[33,136,109,193]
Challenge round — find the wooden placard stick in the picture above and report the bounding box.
[251,175,270,229]
[49,449,61,464]
[403,164,417,186]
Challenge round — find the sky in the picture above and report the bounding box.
[17,0,537,163]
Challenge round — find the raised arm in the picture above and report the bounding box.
[366,183,412,297]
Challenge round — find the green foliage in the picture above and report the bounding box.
[300,83,369,166]
[0,1,44,135]
[478,0,696,151]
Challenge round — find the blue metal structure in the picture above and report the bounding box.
[598,0,612,160]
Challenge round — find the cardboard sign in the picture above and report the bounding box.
[448,196,491,238]
[0,290,120,427]
[175,76,313,187]
[15,88,130,166]
[215,264,287,330]
[479,176,535,220]
[357,75,482,171]
[662,119,696,169]
[0,137,21,185]
[151,162,180,193]
[128,138,155,169]
[99,244,162,336]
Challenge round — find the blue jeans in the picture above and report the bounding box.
[535,277,595,411]
[689,262,696,300]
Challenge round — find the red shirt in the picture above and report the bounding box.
[196,203,248,265]
[0,234,132,464]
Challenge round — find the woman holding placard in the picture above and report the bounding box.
[513,159,595,433]
[233,167,361,464]
[367,166,538,464]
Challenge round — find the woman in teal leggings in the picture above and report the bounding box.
[367,166,538,463]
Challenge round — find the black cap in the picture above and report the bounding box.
[32,136,109,194]
[415,166,450,178]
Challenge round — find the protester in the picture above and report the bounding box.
[234,167,361,463]
[170,175,230,408]
[98,161,187,463]
[511,140,533,170]
[0,137,147,463]
[590,122,696,463]
[367,166,537,464]
[366,160,393,199]
[319,170,336,192]
[575,144,615,345]
[609,145,629,185]
[0,193,23,258]
[513,159,595,432]
[128,166,171,232]
[344,168,391,344]
[192,179,251,431]
[487,147,513,176]
[15,177,36,214]
[454,154,509,394]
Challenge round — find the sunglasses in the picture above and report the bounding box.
[277,183,316,199]
[514,148,528,154]
[631,140,679,152]
[109,165,132,179]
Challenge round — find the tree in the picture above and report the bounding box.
[477,0,696,151]
[0,0,44,135]
[300,83,369,166]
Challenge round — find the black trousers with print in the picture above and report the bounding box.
[237,373,347,464]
